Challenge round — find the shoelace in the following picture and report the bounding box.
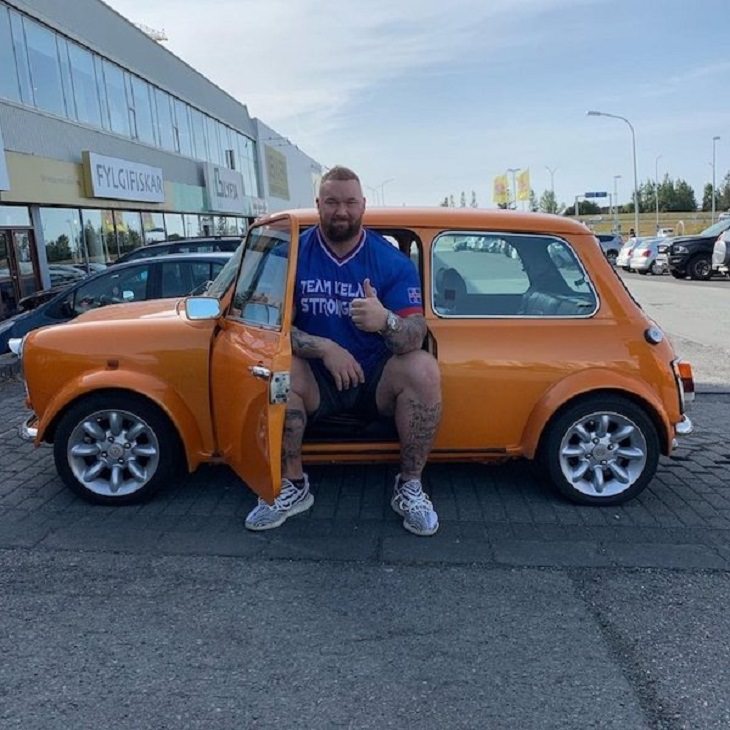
[396,481,434,514]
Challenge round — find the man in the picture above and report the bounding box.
[245,166,442,536]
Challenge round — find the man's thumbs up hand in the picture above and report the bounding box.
[363,278,377,298]
[350,278,387,332]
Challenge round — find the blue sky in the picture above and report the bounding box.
[107,0,729,209]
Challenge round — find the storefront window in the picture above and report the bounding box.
[102,60,130,138]
[66,41,102,126]
[155,88,175,151]
[206,115,222,165]
[9,10,33,105]
[164,213,185,240]
[81,208,111,266]
[23,16,66,116]
[0,205,31,227]
[39,208,87,287]
[142,211,166,243]
[0,5,21,102]
[182,214,201,237]
[115,211,143,256]
[129,76,156,146]
[173,99,193,158]
[199,215,214,237]
[190,107,208,161]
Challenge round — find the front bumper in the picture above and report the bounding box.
[19,413,38,442]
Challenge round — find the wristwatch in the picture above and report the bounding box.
[380,310,401,334]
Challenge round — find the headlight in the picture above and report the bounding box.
[673,245,688,254]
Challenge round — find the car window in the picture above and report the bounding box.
[160,260,219,297]
[207,246,243,298]
[175,242,215,253]
[228,225,289,328]
[63,265,150,316]
[432,232,597,317]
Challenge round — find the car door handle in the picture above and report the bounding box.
[249,365,271,380]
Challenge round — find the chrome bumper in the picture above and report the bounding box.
[19,413,38,442]
[671,415,693,449]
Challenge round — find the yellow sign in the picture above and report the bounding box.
[493,174,509,205]
[265,145,290,200]
[517,169,530,201]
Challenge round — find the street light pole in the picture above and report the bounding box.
[365,185,380,206]
[712,136,720,223]
[378,178,394,206]
[655,154,662,231]
[613,174,621,233]
[587,111,640,237]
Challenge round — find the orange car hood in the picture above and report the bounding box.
[73,298,183,324]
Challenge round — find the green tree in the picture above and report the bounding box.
[459,191,467,207]
[539,189,559,214]
[701,183,714,212]
[529,189,538,212]
[564,200,600,216]
[439,197,449,207]
[470,191,478,208]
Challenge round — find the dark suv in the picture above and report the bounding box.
[667,219,730,280]
[114,236,242,265]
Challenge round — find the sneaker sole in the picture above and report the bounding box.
[390,497,439,537]
[245,493,315,531]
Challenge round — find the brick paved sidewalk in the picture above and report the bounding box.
[1,375,729,570]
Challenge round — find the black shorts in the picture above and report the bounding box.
[308,358,388,424]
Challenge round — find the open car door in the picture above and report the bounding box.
[210,216,298,503]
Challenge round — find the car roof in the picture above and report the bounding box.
[260,207,591,236]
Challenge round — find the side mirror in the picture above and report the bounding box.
[185,296,221,320]
[122,290,134,301]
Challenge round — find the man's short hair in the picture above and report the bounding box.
[320,166,360,187]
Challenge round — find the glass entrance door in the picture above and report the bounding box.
[0,229,41,319]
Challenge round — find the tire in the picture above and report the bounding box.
[687,255,712,281]
[53,393,182,505]
[539,395,660,506]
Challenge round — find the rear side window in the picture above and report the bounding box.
[160,261,218,297]
[432,232,597,317]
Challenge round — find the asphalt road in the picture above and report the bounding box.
[2,267,729,729]
[618,271,730,391]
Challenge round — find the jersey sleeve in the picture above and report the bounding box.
[381,255,423,318]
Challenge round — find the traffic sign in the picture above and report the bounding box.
[584,191,608,198]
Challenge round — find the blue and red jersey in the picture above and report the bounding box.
[294,226,423,377]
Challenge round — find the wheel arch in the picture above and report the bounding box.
[522,379,672,461]
[40,382,202,472]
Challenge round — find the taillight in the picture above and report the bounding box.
[672,359,695,411]
[642,250,650,257]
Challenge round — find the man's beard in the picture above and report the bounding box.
[323,215,362,243]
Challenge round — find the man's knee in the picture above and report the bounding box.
[390,350,441,391]
[290,356,320,412]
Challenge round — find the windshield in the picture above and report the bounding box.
[700,219,730,237]
[205,244,243,298]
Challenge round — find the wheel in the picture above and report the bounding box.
[687,255,712,281]
[53,393,182,505]
[650,262,665,275]
[606,251,618,266]
[539,395,660,505]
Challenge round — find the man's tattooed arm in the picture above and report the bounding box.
[291,326,334,359]
[382,314,427,355]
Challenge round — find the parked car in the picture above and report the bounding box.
[595,233,622,265]
[615,237,638,270]
[629,237,668,275]
[667,219,730,280]
[14,208,694,510]
[656,228,675,238]
[114,236,241,265]
[0,253,231,353]
[711,230,730,276]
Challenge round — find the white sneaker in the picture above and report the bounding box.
[391,475,439,536]
[244,475,314,531]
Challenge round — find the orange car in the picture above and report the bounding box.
[16,208,694,507]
